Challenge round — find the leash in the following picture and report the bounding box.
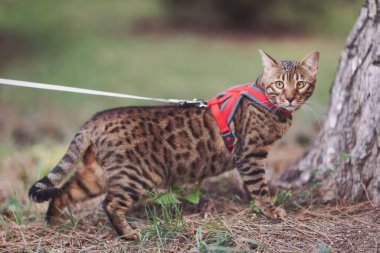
[1,77,293,152]
[0,78,208,107]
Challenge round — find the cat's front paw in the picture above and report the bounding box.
[119,229,142,241]
[261,207,286,219]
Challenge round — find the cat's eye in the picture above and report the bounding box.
[275,81,284,89]
[297,81,307,89]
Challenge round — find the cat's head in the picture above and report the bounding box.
[258,50,319,112]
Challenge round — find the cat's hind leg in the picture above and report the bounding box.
[103,165,159,240]
[102,192,142,240]
[46,147,106,225]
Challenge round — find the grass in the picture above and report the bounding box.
[141,188,186,248]
[195,220,238,253]
[0,1,351,130]
[0,2,354,163]
[0,147,379,252]
[1,195,379,252]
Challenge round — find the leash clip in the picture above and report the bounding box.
[192,98,208,107]
[221,131,235,150]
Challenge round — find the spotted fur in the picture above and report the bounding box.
[28,50,319,239]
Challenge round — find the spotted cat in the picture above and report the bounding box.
[29,50,319,239]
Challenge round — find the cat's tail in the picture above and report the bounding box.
[28,128,91,203]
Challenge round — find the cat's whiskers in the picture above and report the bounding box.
[300,107,313,127]
[302,103,322,130]
[271,105,282,121]
[244,99,276,121]
[263,103,280,122]
[258,100,274,121]
[304,100,324,111]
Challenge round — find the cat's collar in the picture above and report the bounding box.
[207,82,291,151]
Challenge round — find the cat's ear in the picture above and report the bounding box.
[299,51,319,76]
[259,49,278,71]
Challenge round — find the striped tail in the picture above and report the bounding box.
[28,129,91,203]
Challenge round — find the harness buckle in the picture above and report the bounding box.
[221,131,235,150]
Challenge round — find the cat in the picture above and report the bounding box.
[28,50,319,240]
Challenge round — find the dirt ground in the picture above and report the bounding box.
[1,106,379,253]
[0,142,379,253]
[1,194,379,253]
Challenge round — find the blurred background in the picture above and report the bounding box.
[0,1,361,210]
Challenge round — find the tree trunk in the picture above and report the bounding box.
[281,0,380,205]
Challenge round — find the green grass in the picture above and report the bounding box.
[195,224,239,253]
[0,3,356,171]
[1,36,343,112]
[0,1,353,129]
[0,36,346,148]
[141,188,186,249]
[0,0,356,216]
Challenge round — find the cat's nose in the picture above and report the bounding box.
[286,96,295,104]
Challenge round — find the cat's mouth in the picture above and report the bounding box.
[269,98,300,113]
[279,104,299,112]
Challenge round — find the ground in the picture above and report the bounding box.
[1,140,379,253]
[1,194,379,252]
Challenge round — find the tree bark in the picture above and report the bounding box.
[281,0,380,205]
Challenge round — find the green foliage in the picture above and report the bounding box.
[183,186,202,204]
[316,243,331,253]
[0,215,12,237]
[151,188,181,205]
[146,187,183,224]
[195,220,244,253]
[141,188,186,248]
[249,200,261,214]
[0,1,349,119]
[340,151,351,159]
[195,219,273,252]
[273,190,292,206]
[0,194,23,225]
[272,190,303,212]
[161,0,361,36]
[66,203,76,227]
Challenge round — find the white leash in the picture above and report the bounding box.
[0,78,208,107]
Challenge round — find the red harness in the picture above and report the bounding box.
[207,82,291,150]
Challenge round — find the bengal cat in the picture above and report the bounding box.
[29,50,319,240]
